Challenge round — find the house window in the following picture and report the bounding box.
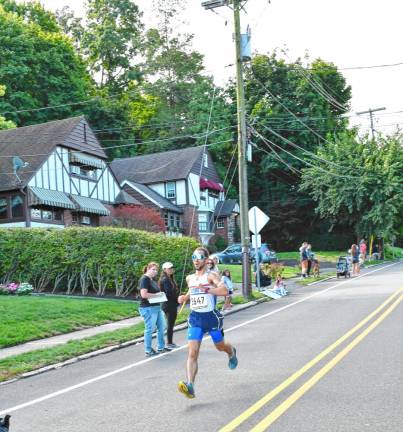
[164,213,169,227]
[203,153,208,168]
[217,217,225,229]
[11,195,24,218]
[169,214,175,227]
[200,190,206,202]
[0,198,8,219]
[30,207,64,222]
[166,182,176,199]
[70,164,97,180]
[176,215,181,228]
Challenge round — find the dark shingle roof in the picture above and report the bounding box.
[0,116,106,192]
[124,181,183,213]
[214,199,239,217]
[114,190,141,205]
[110,146,221,184]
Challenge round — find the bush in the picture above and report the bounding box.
[0,227,199,297]
[214,235,227,251]
[0,282,33,295]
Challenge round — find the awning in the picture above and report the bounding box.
[199,177,224,192]
[69,152,104,169]
[70,195,110,216]
[29,187,75,209]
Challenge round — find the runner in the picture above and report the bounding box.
[177,247,238,399]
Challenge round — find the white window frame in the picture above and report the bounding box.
[217,217,225,229]
[166,182,176,199]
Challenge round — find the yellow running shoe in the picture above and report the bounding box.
[178,381,195,399]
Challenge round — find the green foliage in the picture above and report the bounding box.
[214,235,228,251]
[57,0,144,91]
[243,52,352,249]
[0,227,199,296]
[0,3,92,126]
[300,131,403,239]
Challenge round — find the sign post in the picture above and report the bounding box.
[248,207,270,291]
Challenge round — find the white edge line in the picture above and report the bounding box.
[0,261,399,416]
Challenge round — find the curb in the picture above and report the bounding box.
[0,300,269,387]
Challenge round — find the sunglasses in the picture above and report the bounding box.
[192,254,206,260]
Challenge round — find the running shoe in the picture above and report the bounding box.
[228,347,238,370]
[157,347,172,353]
[145,349,158,357]
[178,381,195,399]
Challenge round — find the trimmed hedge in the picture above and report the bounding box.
[0,227,199,296]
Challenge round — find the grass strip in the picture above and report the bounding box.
[0,292,268,383]
[0,296,138,348]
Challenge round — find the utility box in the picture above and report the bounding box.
[241,30,251,62]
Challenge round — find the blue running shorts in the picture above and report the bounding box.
[187,310,224,344]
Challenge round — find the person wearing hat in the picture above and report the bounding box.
[158,261,180,349]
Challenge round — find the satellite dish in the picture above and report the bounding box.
[12,156,29,183]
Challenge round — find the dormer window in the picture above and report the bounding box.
[166,182,176,199]
[203,153,208,168]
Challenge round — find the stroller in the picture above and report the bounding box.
[336,256,351,278]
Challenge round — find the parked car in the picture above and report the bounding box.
[215,243,277,265]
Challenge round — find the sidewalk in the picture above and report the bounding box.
[0,275,311,361]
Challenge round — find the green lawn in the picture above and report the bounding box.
[218,264,299,283]
[0,296,138,348]
[0,292,268,382]
[276,251,345,262]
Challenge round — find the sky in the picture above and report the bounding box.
[21,0,403,134]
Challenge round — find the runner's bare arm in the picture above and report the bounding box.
[207,273,228,296]
[178,276,191,304]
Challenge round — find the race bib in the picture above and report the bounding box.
[190,294,208,311]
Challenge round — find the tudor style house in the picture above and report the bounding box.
[0,116,135,228]
[111,146,239,245]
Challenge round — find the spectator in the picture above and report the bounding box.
[273,274,288,296]
[359,239,367,262]
[209,255,221,274]
[221,269,233,311]
[306,244,315,276]
[351,244,360,276]
[139,262,168,357]
[299,242,309,278]
[159,262,180,349]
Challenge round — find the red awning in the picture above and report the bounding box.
[200,177,224,192]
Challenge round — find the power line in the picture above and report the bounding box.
[249,126,356,179]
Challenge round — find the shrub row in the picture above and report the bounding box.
[0,227,199,297]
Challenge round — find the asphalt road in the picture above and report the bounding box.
[1,262,402,432]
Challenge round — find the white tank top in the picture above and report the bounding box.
[188,272,215,313]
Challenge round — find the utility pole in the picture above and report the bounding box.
[233,0,251,297]
[202,0,251,297]
[356,107,386,140]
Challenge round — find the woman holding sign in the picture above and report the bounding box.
[177,247,238,399]
[139,262,169,357]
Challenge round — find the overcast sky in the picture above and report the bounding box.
[22,1,403,134]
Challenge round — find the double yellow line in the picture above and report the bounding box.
[220,287,403,431]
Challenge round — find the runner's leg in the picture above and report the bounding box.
[187,340,201,384]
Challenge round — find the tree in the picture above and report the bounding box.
[112,205,166,232]
[299,131,403,240]
[0,3,92,126]
[57,0,144,91]
[0,85,15,130]
[239,52,352,249]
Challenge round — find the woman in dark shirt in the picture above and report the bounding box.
[159,262,179,349]
[139,262,168,357]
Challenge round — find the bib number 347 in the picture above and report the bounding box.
[190,295,208,310]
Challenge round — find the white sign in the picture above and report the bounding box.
[251,234,261,249]
[248,206,270,234]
